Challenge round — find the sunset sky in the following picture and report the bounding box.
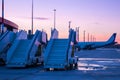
[0,0,120,43]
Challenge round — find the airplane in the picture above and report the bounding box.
[75,33,117,50]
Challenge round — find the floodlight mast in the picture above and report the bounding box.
[53,9,56,29]
[31,0,34,34]
[1,0,4,33]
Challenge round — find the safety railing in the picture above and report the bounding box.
[0,31,9,41]
[6,30,27,64]
[50,28,58,39]
[26,30,41,64]
[44,39,54,64]
[66,29,75,65]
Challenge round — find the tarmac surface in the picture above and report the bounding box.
[0,48,120,80]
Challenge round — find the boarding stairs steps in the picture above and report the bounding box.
[7,40,30,67]
[45,39,69,68]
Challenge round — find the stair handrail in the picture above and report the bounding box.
[44,39,54,64]
[0,31,9,53]
[41,31,48,44]
[0,30,9,41]
[44,28,58,64]
[50,28,58,39]
[0,31,16,54]
[66,29,74,64]
[6,30,27,64]
[26,30,41,63]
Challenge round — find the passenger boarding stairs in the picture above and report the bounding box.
[44,29,78,69]
[8,40,30,67]
[0,31,16,64]
[45,39,68,68]
[0,31,15,53]
[7,30,42,67]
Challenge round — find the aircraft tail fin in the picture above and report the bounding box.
[107,33,116,43]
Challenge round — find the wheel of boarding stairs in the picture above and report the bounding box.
[0,58,5,65]
[70,64,74,70]
[41,61,43,65]
[35,58,39,65]
[32,59,37,66]
[64,65,71,70]
[46,68,50,71]
[75,63,78,69]
[64,65,68,70]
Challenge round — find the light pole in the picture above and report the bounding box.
[77,27,80,41]
[31,0,33,34]
[88,33,89,42]
[1,0,4,33]
[53,9,56,29]
[68,21,71,31]
[91,35,92,42]
[83,30,86,42]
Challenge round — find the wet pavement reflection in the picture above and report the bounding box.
[0,49,120,80]
[77,58,120,71]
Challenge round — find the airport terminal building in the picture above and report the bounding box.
[0,17,18,33]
